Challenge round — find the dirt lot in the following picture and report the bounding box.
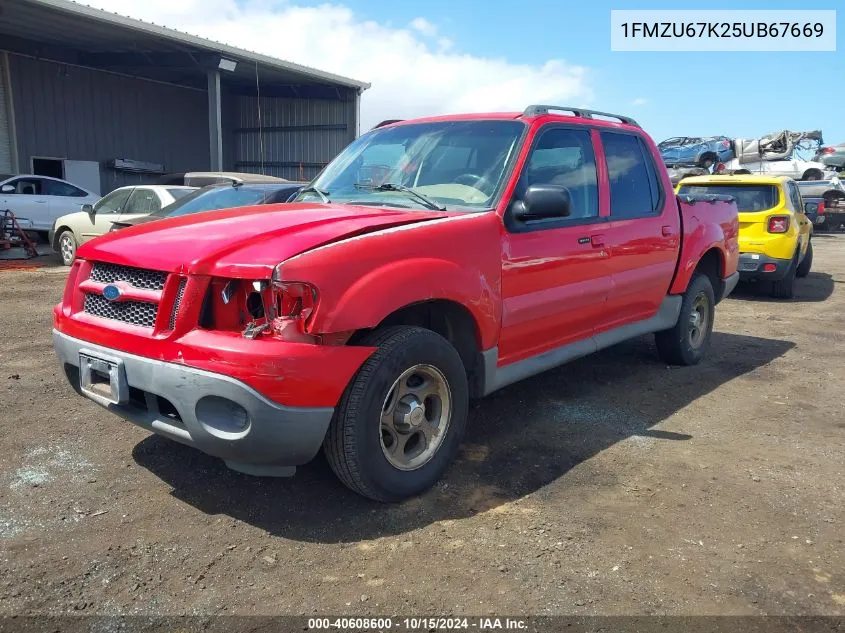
[1,236,844,617]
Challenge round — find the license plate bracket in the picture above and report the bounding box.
[79,350,129,406]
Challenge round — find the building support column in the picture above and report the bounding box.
[354,88,362,139]
[207,69,223,171]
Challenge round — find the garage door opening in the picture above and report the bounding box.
[32,157,64,179]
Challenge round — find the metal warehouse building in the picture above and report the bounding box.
[0,0,370,194]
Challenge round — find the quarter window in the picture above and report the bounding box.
[601,132,661,219]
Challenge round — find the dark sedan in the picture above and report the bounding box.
[110,181,306,230]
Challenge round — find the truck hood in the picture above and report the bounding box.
[78,203,452,278]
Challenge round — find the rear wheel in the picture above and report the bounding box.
[324,326,469,502]
[771,252,798,299]
[796,241,813,278]
[655,272,715,366]
[801,169,823,181]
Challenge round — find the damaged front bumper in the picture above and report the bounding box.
[53,329,334,476]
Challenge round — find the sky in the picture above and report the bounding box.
[87,0,843,147]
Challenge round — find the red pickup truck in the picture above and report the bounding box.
[53,105,739,502]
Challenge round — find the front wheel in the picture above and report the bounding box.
[324,326,469,502]
[57,230,77,266]
[655,273,715,366]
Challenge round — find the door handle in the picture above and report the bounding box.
[34,200,47,204]
[590,234,605,248]
[662,225,674,236]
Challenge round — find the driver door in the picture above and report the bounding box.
[80,187,133,242]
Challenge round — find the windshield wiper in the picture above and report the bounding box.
[354,182,446,211]
[298,186,330,203]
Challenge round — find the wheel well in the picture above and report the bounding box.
[698,151,717,165]
[801,168,823,180]
[349,300,484,397]
[53,226,71,250]
[694,249,724,303]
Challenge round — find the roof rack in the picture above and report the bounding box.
[523,105,640,127]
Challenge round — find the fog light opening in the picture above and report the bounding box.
[195,396,251,439]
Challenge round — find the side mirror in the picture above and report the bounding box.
[512,184,572,221]
[82,203,95,215]
[1,184,14,194]
[804,202,820,214]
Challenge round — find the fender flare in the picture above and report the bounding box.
[669,215,729,295]
[309,257,499,349]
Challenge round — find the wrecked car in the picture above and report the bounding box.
[659,136,735,169]
[719,130,833,181]
[52,105,740,502]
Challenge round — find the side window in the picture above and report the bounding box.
[125,188,161,214]
[601,132,662,219]
[787,182,802,212]
[43,180,87,197]
[516,127,599,220]
[12,178,43,195]
[94,188,132,214]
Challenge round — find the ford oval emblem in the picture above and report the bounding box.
[102,284,122,302]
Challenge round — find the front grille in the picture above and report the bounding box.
[168,278,188,330]
[90,262,167,291]
[84,293,158,328]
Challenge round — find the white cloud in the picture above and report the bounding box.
[84,0,592,130]
[631,97,648,106]
[410,17,438,37]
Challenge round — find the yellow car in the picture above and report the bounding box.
[676,174,813,299]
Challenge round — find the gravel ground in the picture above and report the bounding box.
[1,236,843,617]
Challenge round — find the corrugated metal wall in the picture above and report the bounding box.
[8,54,209,192]
[233,92,357,181]
[0,53,14,173]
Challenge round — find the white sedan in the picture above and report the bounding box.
[49,184,196,265]
[0,174,100,234]
[717,157,836,181]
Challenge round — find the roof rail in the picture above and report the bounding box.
[523,105,640,127]
[371,119,404,130]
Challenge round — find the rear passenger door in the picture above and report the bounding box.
[598,131,680,330]
[498,125,613,365]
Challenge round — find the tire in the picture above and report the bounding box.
[698,154,716,170]
[771,252,798,299]
[324,326,469,502]
[655,273,715,366]
[57,230,77,266]
[796,241,813,278]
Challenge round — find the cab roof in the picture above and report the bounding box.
[373,105,642,133]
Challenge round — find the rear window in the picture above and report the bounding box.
[677,184,779,212]
[166,188,194,200]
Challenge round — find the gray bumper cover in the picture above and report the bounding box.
[53,330,334,476]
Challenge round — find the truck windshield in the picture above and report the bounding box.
[293,120,526,211]
[678,184,779,212]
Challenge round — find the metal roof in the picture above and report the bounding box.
[0,0,370,94]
